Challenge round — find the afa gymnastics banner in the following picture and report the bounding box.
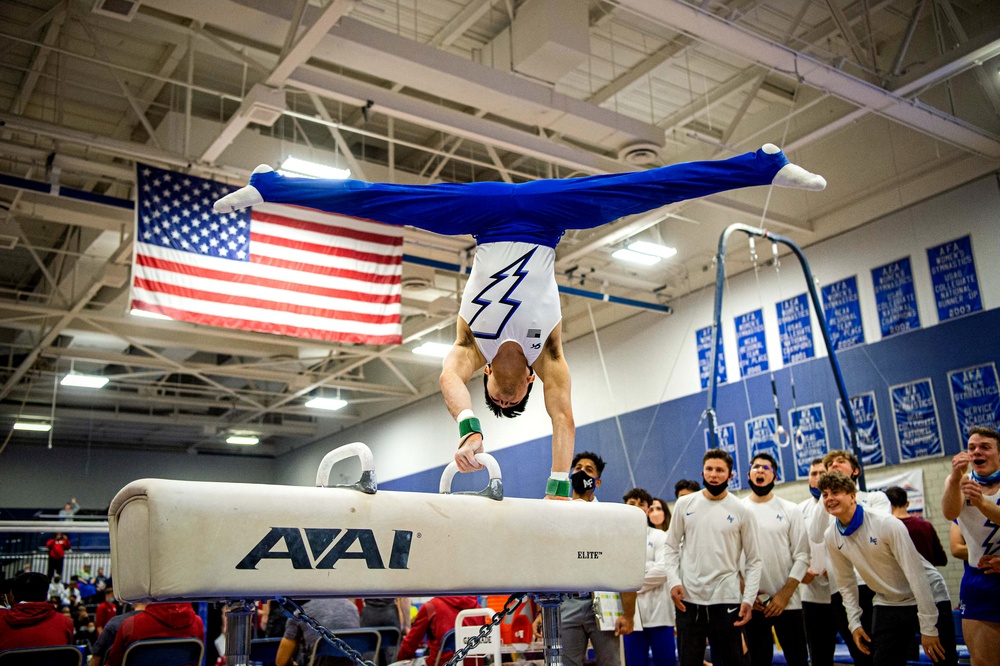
[697,325,727,390]
[821,276,865,351]
[948,363,1000,443]
[745,414,783,482]
[837,392,885,468]
[777,293,814,365]
[890,378,942,462]
[705,422,741,491]
[927,235,982,323]
[791,403,829,480]
[872,257,920,338]
[735,309,768,378]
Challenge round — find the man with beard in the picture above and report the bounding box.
[820,472,956,666]
[665,448,761,666]
[740,452,809,666]
[809,450,891,666]
[941,426,1000,666]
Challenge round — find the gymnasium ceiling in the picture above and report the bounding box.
[0,0,998,457]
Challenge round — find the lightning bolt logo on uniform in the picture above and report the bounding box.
[466,248,535,340]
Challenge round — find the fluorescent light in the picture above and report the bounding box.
[226,435,259,445]
[305,397,348,411]
[61,374,109,389]
[412,342,453,358]
[628,241,677,259]
[612,248,661,265]
[13,422,52,432]
[279,157,351,180]
[130,308,172,321]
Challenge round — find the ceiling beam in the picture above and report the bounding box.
[10,6,65,115]
[428,0,493,48]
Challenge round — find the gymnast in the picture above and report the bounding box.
[215,144,826,499]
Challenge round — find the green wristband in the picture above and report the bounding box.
[545,477,571,498]
[459,416,482,441]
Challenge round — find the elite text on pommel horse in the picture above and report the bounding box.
[108,443,646,666]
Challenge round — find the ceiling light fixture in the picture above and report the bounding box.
[628,240,677,259]
[412,342,453,358]
[305,397,348,411]
[226,435,260,445]
[13,422,52,432]
[279,157,351,180]
[61,373,110,389]
[612,248,661,265]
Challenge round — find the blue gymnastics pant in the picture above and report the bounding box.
[249,147,789,248]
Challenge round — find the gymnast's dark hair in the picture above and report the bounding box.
[483,374,533,418]
[572,451,606,477]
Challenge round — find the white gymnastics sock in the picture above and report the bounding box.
[763,144,827,191]
[213,164,272,213]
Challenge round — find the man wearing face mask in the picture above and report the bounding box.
[535,452,635,666]
[740,452,809,666]
[665,448,761,666]
[797,457,836,666]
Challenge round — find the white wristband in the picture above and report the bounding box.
[457,409,475,423]
[549,472,569,481]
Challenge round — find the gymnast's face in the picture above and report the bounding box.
[968,433,1000,475]
[808,462,825,489]
[484,363,535,408]
[825,455,858,480]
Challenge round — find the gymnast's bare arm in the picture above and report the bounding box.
[441,319,488,472]
[534,323,574,482]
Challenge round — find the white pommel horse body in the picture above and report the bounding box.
[108,443,647,666]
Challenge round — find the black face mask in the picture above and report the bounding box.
[750,480,775,496]
[571,470,597,495]
[702,475,729,496]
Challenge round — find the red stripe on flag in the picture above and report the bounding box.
[135,253,400,305]
[249,253,399,284]
[252,232,401,265]
[130,300,402,345]
[252,211,403,246]
[134,278,399,325]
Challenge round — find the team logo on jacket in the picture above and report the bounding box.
[237,527,413,570]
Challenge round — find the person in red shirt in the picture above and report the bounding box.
[885,486,948,566]
[104,602,203,666]
[397,597,481,666]
[0,572,74,650]
[95,588,121,632]
[45,533,71,580]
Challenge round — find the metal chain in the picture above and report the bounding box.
[277,593,527,666]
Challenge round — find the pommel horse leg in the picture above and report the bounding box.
[226,601,254,666]
[536,594,564,666]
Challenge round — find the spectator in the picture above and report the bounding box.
[798,457,836,666]
[45,532,71,580]
[75,606,91,631]
[94,567,109,591]
[276,598,359,666]
[623,491,675,666]
[820,471,957,666]
[48,574,69,606]
[885,487,947,566]
[674,480,701,499]
[0,572,74,650]
[59,498,80,521]
[941,425,1000,666]
[665,448,760,666]
[361,598,406,663]
[741,452,810,666]
[809,450,892,666]
[96,589,120,632]
[76,619,98,651]
[397,597,480,666]
[105,602,204,666]
[88,603,145,666]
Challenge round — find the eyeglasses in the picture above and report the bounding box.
[750,464,773,472]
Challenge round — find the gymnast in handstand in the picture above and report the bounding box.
[215,144,826,499]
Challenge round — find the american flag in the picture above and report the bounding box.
[130,163,402,344]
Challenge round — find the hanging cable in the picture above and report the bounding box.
[771,241,806,451]
[587,303,637,488]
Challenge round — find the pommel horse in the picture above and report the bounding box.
[109,443,646,666]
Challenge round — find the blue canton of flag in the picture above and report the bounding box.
[137,165,251,261]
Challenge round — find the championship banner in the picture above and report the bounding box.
[948,363,1000,444]
[777,293,814,365]
[837,391,885,469]
[790,403,829,480]
[867,468,926,516]
[821,276,865,351]
[131,163,403,344]
[871,257,920,338]
[745,415,783,482]
[927,235,982,323]
[704,422,741,490]
[890,378,943,462]
[697,325,728,390]
[735,309,769,378]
